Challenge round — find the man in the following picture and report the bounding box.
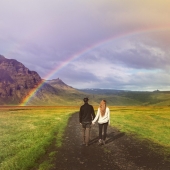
[79,97,95,146]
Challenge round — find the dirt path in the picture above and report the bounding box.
[51,112,170,170]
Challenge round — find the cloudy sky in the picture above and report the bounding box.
[1,0,170,91]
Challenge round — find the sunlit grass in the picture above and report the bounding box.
[110,106,170,157]
[0,106,78,170]
[1,105,170,169]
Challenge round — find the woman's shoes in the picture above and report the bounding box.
[98,139,106,145]
[98,139,102,145]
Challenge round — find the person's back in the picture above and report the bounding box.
[79,102,95,123]
[79,97,95,146]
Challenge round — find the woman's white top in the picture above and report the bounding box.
[92,107,110,124]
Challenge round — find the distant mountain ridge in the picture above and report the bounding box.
[79,88,170,106]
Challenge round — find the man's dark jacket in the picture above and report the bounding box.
[79,102,95,123]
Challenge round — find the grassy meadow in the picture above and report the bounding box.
[109,106,170,158]
[0,106,79,170]
[0,106,170,170]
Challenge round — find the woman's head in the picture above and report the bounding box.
[100,100,106,117]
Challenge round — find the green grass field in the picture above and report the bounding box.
[109,106,170,158]
[0,106,79,170]
[0,106,170,170]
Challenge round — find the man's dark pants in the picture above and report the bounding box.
[98,122,108,141]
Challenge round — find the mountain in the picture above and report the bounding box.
[46,78,73,90]
[0,55,41,105]
[0,55,90,105]
[1,55,170,106]
[44,78,93,105]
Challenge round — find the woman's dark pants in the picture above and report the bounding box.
[98,122,108,141]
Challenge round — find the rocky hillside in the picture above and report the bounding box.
[0,55,88,105]
[46,78,73,90]
[0,55,41,104]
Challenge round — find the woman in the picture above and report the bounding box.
[92,99,110,145]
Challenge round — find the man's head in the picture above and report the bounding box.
[83,97,89,103]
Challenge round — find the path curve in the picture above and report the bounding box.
[51,112,170,170]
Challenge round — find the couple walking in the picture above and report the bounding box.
[79,97,110,146]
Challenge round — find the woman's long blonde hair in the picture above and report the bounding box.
[100,100,106,117]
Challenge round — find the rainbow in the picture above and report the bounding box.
[20,26,170,106]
